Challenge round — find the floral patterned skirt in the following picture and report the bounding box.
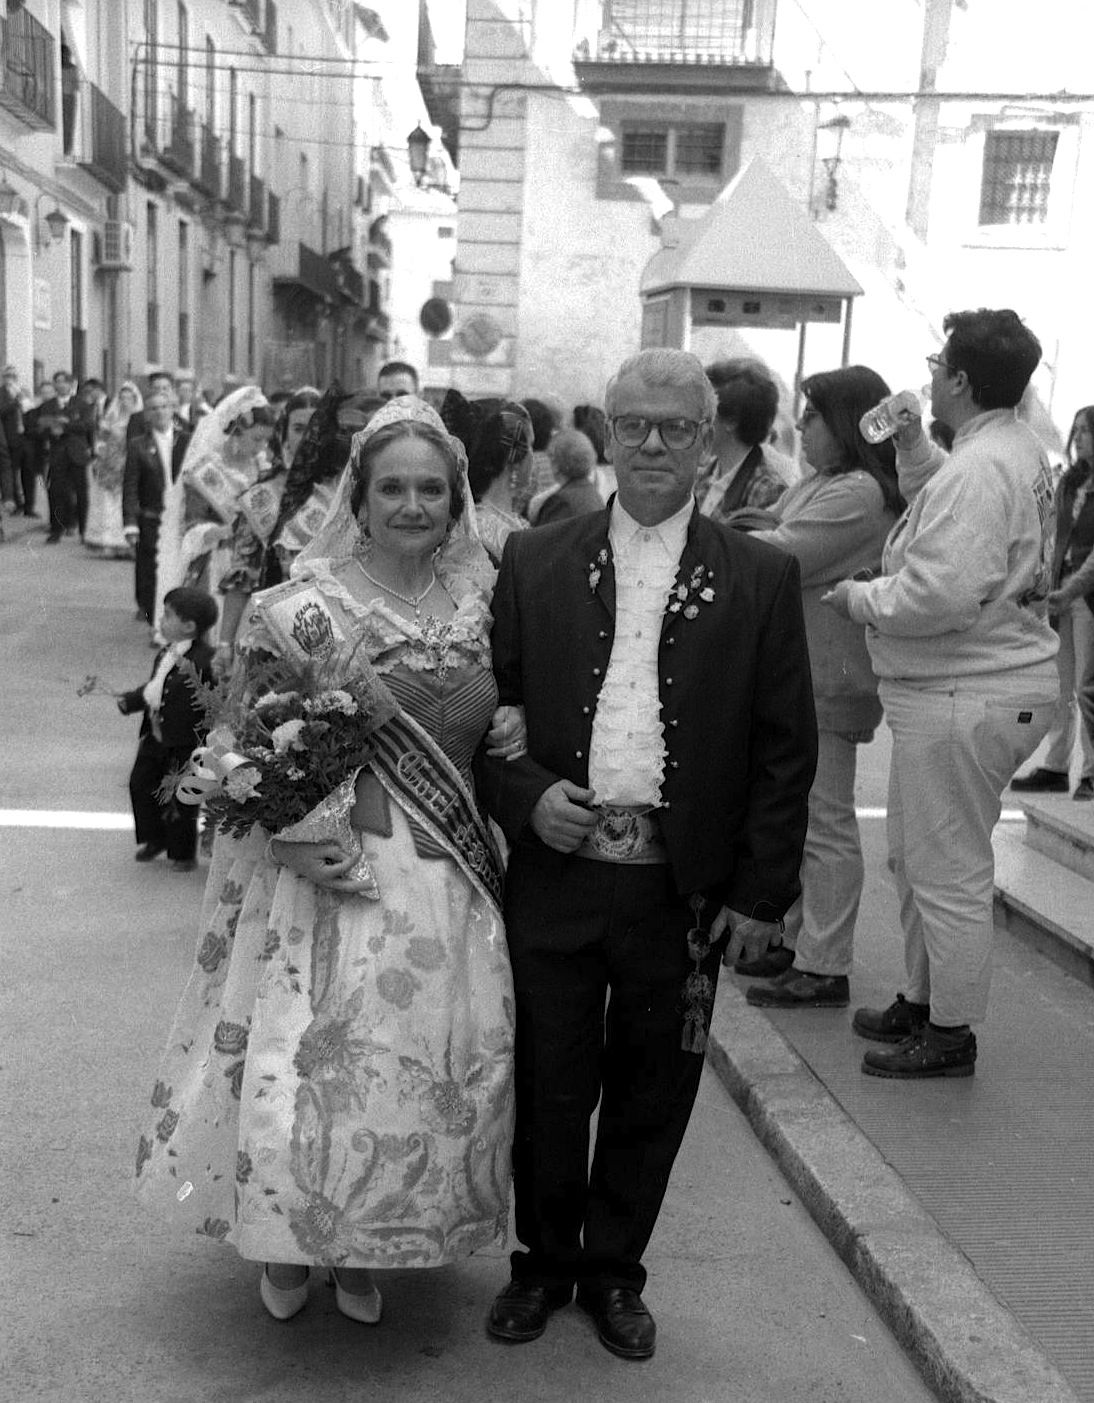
[135,813,515,1267]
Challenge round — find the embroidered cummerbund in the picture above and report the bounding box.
[576,805,668,865]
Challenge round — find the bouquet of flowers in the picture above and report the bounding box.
[166,643,397,849]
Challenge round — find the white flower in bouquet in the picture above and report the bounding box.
[224,765,263,801]
[306,689,357,716]
[271,718,308,753]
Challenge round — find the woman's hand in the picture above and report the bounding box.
[268,838,377,893]
[821,579,855,619]
[486,703,527,761]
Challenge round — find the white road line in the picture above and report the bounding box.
[0,807,1028,829]
[0,810,134,830]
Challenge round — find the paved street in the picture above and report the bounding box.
[0,516,939,1402]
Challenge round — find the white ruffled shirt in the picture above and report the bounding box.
[588,497,693,807]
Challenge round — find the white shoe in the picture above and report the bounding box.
[330,1268,383,1324]
[260,1265,309,1321]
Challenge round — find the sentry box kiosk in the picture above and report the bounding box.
[638,159,862,408]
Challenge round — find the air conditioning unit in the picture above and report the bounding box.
[97,219,135,270]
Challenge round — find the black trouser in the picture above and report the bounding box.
[135,516,160,621]
[18,445,39,513]
[129,735,198,859]
[47,458,89,536]
[503,842,724,1295]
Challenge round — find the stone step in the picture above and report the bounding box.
[1016,793,1094,881]
[993,822,1094,988]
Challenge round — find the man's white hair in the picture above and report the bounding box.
[604,349,717,421]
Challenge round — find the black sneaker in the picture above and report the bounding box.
[735,944,795,978]
[1073,777,1094,801]
[852,994,929,1043]
[1010,767,1067,793]
[862,1027,976,1079]
[747,970,849,1008]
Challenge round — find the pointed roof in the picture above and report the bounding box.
[641,158,862,300]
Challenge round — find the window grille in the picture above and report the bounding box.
[621,128,668,175]
[979,130,1058,226]
[602,0,751,61]
[675,124,724,175]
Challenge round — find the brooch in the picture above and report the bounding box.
[667,564,716,620]
[587,546,609,592]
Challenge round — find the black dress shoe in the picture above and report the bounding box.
[734,943,794,978]
[576,1286,656,1360]
[486,1280,572,1343]
[45,532,61,544]
[1009,766,1067,793]
[134,843,165,862]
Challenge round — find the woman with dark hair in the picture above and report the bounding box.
[697,359,787,521]
[136,397,520,1324]
[733,365,902,1008]
[441,390,532,564]
[573,403,617,503]
[216,388,322,652]
[1013,403,1094,798]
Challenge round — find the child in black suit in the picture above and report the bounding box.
[117,586,218,870]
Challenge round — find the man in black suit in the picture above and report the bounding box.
[123,390,191,624]
[32,370,95,542]
[480,348,817,1360]
[126,369,183,442]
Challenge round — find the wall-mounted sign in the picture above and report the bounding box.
[33,278,52,330]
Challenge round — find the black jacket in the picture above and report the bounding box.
[118,641,214,750]
[478,505,818,921]
[123,427,192,525]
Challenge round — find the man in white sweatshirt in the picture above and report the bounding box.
[824,308,1059,1079]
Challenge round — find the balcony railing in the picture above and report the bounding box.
[0,8,57,131]
[227,152,247,214]
[572,0,774,80]
[299,243,341,302]
[160,93,196,179]
[197,124,222,199]
[248,173,266,230]
[266,191,280,245]
[77,82,128,192]
[262,0,278,53]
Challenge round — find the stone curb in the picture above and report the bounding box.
[706,985,1080,1403]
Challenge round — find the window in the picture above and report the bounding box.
[147,203,159,363]
[144,0,159,146]
[979,130,1059,226]
[178,220,190,368]
[247,260,255,376]
[619,122,726,180]
[204,37,215,129]
[177,3,189,106]
[228,249,237,373]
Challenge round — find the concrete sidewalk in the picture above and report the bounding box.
[707,819,1093,1403]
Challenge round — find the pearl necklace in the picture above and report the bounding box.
[357,562,437,619]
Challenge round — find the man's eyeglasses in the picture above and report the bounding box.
[926,354,949,373]
[609,415,707,451]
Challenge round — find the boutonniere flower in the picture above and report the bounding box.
[587,546,609,593]
[667,564,716,620]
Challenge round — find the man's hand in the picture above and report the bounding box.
[1045,588,1070,614]
[529,780,599,853]
[821,579,854,619]
[268,838,377,893]
[716,907,784,967]
[485,704,527,761]
[123,525,139,546]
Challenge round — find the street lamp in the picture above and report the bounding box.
[34,195,69,249]
[0,172,20,219]
[407,124,431,187]
[818,115,851,213]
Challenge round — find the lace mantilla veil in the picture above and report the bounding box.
[292,395,496,596]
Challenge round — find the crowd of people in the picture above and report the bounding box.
[12,314,1090,1355]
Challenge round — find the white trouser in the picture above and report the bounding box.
[783,729,865,976]
[881,672,1056,1027]
[1043,597,1094,778]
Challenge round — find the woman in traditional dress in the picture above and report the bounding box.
[441,390,532,565]
[135,396,519,1325]
[154,385,275,636]
[85,381,141,557]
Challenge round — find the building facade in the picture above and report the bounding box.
[422,0,1094,428]
[0,0,446,399]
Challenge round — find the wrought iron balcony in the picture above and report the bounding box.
[197,124,223,199]
[0,7,57,131]
[262,0,278,54]
[248,173,266,230]
[298,243,341,302]
[572,0,777,92]
[77,82,128,192]
[160,93,196,179]
[227,153,247,214]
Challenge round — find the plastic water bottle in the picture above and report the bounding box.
[859,390,922,444]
